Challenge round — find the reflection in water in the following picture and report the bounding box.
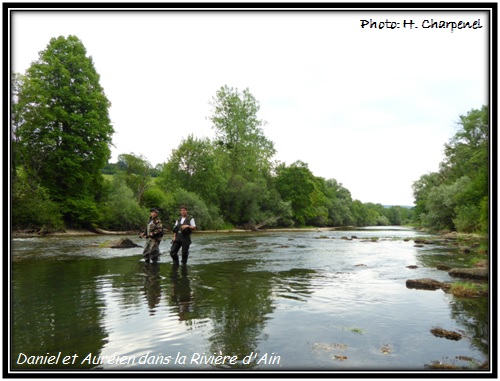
[141,263,162,314]
[450,296,489,356]
[169,264,193,321]
[192,260,276,368]
[11,258,107,369]
[10,231,490,371]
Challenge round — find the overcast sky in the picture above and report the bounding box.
[10,7,490,206]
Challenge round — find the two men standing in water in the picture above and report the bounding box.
[141,206,196,265]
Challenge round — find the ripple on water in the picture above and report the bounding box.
[11,230,489,370]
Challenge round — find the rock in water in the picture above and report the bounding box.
[106,238,141,248]
[406,278,444,290]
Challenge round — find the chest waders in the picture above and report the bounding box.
[170,215,192,265]
[143,219,161,263]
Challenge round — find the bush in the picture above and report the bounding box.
[142,186,176,221]
[12,169,64,230]
[170,188,223,230]
[453,204,481,233]
[99,177,148,230]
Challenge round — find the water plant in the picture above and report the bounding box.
[340,326,364,334]
[450,281,488,297]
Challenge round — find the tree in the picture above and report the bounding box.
[15,35,114,227]
[323,179,354,226]
[116,153,152,205]
[209,85,276,180]
[160,135,223,206]
[11,73,24,182]
[275,161,318,225]
[12,167,64,230]
[207,86,278,225]
[99,176,147,231]
[412,106,489,232]
[412,172,441,225]
[441,106,488,181]
[424,176,472,231]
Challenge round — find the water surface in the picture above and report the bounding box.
[11,227,489,372]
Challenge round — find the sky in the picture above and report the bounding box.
[9,7,490,206]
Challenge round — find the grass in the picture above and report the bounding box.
[102,174,114,182]
[450,281,488,297]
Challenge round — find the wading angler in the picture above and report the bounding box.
[170,206,196,265]
[140,208,164,263]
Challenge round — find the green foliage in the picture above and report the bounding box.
[12,168,64,230]
[479,196,489,234]
[412,106,488,233]
[116,153,153,205]
[14,65,424,231]
[453,204,481,233]
[142,186,176,220]
[209,85,276,180]
[169,188,224,230]
[275,161,317,225]
[99,176,147,231]
[14,35,113,226]
[159,135,223,206]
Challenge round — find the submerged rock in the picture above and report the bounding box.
[406,278,444,290]
[430,327,463,341]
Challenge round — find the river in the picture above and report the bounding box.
[10,226,489,373]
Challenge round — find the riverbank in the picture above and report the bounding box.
[12,226,342,238]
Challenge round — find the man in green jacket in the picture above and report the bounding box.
[140,208,163,263]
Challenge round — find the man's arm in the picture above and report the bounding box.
[181,219,196,231]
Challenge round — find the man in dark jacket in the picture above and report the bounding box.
[140,208,163,263]
[170,206,196,265]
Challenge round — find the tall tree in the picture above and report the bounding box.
[15,35,114,226]
[208,86,278,224]
[209,85,276,180]
[160,135,223,206]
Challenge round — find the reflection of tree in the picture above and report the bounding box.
[415,251,490,360]
[449,296,489,356]
[12,258,107,369]
[184,260,316,369]
[193,260,272,368]
[141,262,162,314]
[168,264,193,322]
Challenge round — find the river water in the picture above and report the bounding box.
[10,227,489,373]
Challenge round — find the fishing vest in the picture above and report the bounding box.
[177,215,193,236]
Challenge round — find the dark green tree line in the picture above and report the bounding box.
[11,36,415,232]
[412,105,489,233]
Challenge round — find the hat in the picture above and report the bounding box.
[150,208,159,213]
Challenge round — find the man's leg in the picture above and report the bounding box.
[181,240,191,264]
[170,241,181,264]
[150,241,160,262]
[143,240,153,262]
